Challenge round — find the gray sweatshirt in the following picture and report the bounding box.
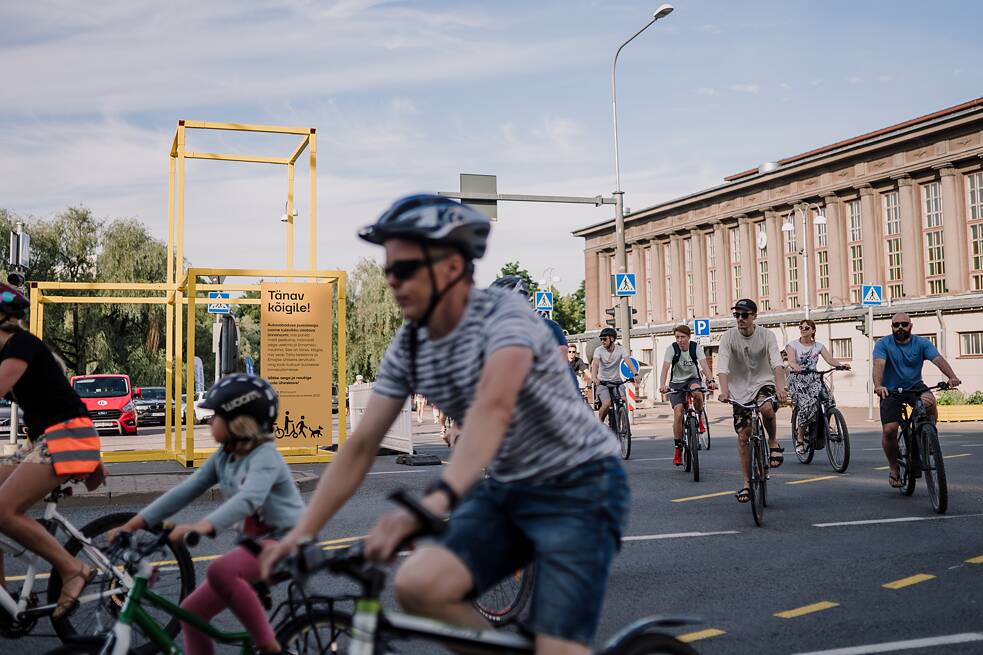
[717,325,783,404]
[139,442,305,537]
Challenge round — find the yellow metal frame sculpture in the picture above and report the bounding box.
[27,121,346,467]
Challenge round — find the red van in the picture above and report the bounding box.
[70,374,140,435]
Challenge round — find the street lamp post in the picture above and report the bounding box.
[611,4,673,356]
[781,203,826,319]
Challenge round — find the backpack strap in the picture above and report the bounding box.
[671,341,681,368]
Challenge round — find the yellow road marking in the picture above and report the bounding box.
[966,555,983,564]
[678,628,726,643]
[945,453,972,459]
[671,490,735,503]
[774,601,839,619]
[787,475,839,485]
[882,573,936,589]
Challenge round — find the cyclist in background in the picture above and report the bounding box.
[591,327,637,425]
[659,324,715,467]
[568,345,593,403]
[716,299,787,503]
[261,195,627,655]
[112,374,304,655]
[785,319,850,456]
[873,312,960,488]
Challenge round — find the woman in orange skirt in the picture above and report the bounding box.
[0,284,103,618]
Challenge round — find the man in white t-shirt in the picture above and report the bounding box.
[659,324,715,467]
[591,327,637,425]
[716,299,788,504]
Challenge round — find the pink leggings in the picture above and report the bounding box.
[181,541,277,655]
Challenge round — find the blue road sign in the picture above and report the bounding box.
[208,291,231,314]
[534,290,554,312]
[614,273,637,297]
[620,356,641,381]
[694,318,711,337]
[861,285,883,306]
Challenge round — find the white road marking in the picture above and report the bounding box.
[367,469,429,476]
[863,447,884,451]
[958,443,983,447]
[628,457,674,462]
[623,530,740,542]
[814,513,983,528]
[792,632,983,654]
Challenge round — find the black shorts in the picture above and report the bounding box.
[879,383,930,425]
[732,385,778,433]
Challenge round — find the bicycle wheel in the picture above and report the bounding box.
[897,428,916,497]
[699,408,710,450]
[920,423,948,514]
[474,564,535,625]
[275,606,354,654]
[791,406,814,464]
[825,407,850,473]
[610,631,699,654]
[617,405,632,460]
[748,438,765,526]
[48,512,195,655]
[687,414,700,482]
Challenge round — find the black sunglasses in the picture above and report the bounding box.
[892,321,911,329]
[733,312,752,319]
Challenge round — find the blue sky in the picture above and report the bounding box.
[2,0,981,292]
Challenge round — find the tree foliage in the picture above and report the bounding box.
[345,258,402,381]
[494,262,586,334]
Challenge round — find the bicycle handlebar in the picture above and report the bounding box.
[668,386,711,395]
[726,395,778,410]
[886,381,951,397]
[789,366,849,375]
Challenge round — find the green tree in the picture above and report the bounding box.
[346,258,402,381]
[496,261,539,295]
[553,280,586,334]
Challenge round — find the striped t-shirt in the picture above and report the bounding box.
[374,287,619,482]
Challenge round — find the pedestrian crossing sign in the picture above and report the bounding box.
[861,284,883,306]
[535,290,554,311]
[615,273,637,297]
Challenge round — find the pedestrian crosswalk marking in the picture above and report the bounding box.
[534,291,553,311]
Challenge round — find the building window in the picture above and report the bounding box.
[831,338,853,360]
[960,331,983,356]
[883,191,904,300]
[784,224,799,309]
[706,232,718,315]
[923,181,946,296]
[756,223,769,312]
[663,242,672,320]
[815,218,829,307]
[644,246,654,323]
[729,227,742,301]
[968,172,983,291]
[916,333,938,347]
[847,200,864,303]
[684,238,695,318]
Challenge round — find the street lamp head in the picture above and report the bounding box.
[781,221,795,233]
[653,4,674,20]
[758,161,780,175]
[813,212,827,225]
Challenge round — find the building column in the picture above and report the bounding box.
[631,245,647,322]
[823,194,849,304]
[719,223,735,311]
[669,234,685,321]
[895,175,925,297]
[858,184,884,285]
[938,164,969,293]
[693,230,709,317]
[598,250,612,326]
[796,203,817,311]
[765,210,784,311]
[652,242,668,322]
[585,249,600,329]
[738,215,757,302]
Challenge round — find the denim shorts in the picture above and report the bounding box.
[440,456,630,645]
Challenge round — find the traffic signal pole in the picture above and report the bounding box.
[613,190,631,357]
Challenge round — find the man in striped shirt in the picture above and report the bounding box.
[263,195,629,654]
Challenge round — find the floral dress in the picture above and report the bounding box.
[788,340,823,429]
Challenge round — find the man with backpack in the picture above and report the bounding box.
[659,324,715,466]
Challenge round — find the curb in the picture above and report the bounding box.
[59,471,321,508]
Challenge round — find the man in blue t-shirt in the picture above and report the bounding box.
[873,312,960,488]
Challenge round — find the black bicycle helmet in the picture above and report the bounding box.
[0,284,29,319]
[600,327,618,340]
[489,275,531,301]
[358,194,490,260]
[200,374,278,433]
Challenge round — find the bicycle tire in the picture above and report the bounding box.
[748,438,764,526]
[897,427,916,496]
[920,423,948,514]
[682,418,692,473]
[474,565,535,625]
[825,407,850,473]
[687,415,700,482]
[275,606,354,654]
[48,512,195,654]
[610,631,699,654]
[618,405,632,460]
[699,408,710,450]
[790,406,815,465]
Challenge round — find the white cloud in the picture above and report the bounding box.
[697,87,717,96]
[728,83,760,94]
[846,75,864,85]
[779,82,792,90]
[878,74,893,83]
[389,97,417,114]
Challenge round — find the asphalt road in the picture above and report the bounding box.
[3,420,982,654]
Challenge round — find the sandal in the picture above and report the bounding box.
[888,472,903,488]
[52,564,96,620]
[735,487,750,503]
[769,446,785,468]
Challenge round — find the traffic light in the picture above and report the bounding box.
[604,306,639,328]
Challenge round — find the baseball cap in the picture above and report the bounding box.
[731,298,758,313]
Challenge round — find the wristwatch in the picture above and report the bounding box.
[424,478,460,511]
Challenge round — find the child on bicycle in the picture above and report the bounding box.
[0,284,106,618]
[113,374,305,655]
